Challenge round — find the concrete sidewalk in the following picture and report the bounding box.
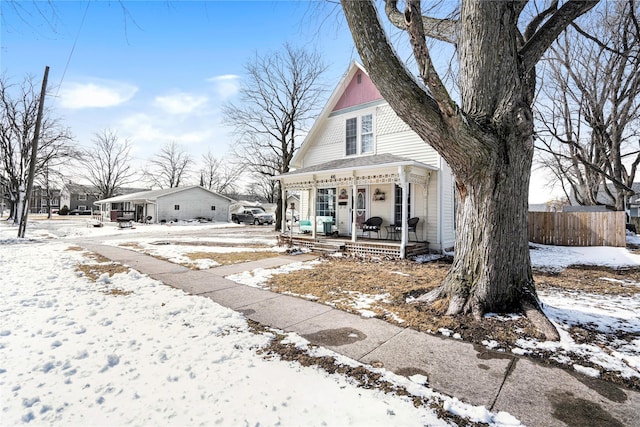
[80,243,639,426]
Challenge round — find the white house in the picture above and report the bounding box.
[274,61,456,256]
[94,185,235,224]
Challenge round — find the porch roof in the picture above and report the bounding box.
[279,153,438,178]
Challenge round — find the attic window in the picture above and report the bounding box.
[357,74,362,84]
[211,205,216,211]
[345,114,374,156]
[174,205,180,210]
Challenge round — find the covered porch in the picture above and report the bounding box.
[276,154,439,259]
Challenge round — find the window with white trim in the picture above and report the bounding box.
[394,184,412,225]
[345,114,374,156]
[361,114,373,153]
[316,188,336,220]
[346,118,357,156]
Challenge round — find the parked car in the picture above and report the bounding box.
[231,208,275,225]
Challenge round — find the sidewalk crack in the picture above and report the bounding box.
[490,356,518,411]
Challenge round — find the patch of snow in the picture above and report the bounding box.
[438,328,453,337]
[484,313,523,321]
[482,340,501,350]
[573,364,601,378]
[530,243,640,272]
[413,254,444,263]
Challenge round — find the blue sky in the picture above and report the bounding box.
[2,0,556,202]
[2,1,356,168]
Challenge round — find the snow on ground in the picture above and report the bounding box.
[0,218,519,426]
[229,236,640,383]
[530,241,640,272]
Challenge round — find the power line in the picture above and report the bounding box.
[55,1,91,97]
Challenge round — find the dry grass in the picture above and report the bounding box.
[74,250,133,296]
[265,256,639,352]
[185,251,281,266]
[535,265,640,296]
[118,242,144,249]
[151,240,271,249]
[76,261,130,282]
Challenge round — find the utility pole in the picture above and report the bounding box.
[18,66,49,238]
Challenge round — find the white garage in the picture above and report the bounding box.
[94,185,235,224]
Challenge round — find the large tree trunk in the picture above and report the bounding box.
[443,140,535,316]
[338,0,595,340]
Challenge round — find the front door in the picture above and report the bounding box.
[355,187,367,229]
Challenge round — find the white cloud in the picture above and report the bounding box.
[59,80,138,109]
[117,113,217,150]
[154,93,209,115]
[207,74,240,100]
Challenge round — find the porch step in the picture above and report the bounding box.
[311,241,346,254]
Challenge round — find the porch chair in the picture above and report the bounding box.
[361,216,383,239]
[394,217,420,242]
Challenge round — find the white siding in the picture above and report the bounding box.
[302,117,346,167]
[376,105,440,166]
[439,160,456,251]
[156,188,231,223]
[423,173,440,248]
[303,104,441,168]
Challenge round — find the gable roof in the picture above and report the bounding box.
[332,65,382,112]
[94,185,235,205]
[65,182,148,196]
[292,61,380,168]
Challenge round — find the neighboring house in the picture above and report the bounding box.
[274,61,456,254]
[569,182,640,209]
[528,199,567,213]
[28,185,63,213]
[63,182,100,213]
[63,182,149,213]
[93,185,235,223]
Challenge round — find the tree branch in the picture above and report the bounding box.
[521,0,599,73]
[384,0,457,44]
[404,0,457,121]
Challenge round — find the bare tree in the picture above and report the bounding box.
[143,141,193,189]
[79,129,137,199]
[223,44,328,231]
[0,73,75,222]
[200,150,242,195]
[247,172,279,204]
[340,0,598,339]
[536,0,640,210]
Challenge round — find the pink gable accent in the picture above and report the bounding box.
[332,71,383,112]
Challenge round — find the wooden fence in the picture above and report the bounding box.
[528,211,626,247]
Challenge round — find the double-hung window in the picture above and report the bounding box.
[361,115,373,153]
[345,114,374,156]
[346,118,357,155]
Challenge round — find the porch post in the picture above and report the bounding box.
[399,166,408,259]
[351,175,357,243]
[281,183,287,234]
[311,179,317,240]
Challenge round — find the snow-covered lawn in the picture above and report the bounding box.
[33,218,638,384]
[0,218,518,426]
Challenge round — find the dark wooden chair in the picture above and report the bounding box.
[394,217,420,241]
[361,216,383,239]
